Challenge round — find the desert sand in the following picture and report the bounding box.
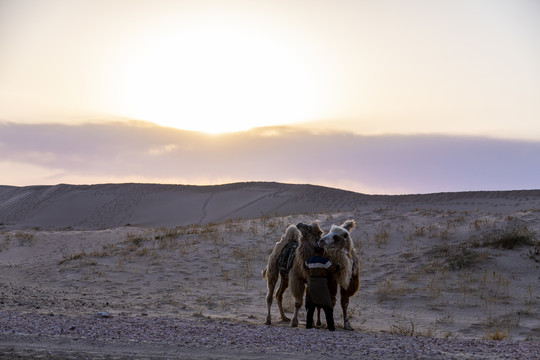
[0,182,539,359]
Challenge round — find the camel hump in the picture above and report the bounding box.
[283,224,301,243]
[277,241,298,274]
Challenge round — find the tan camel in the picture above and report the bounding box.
[287,222,324,328]
[261,224,301,325]
[319,219,360,330]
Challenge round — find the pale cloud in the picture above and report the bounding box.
[148,144,179,155]
[1,121,539,194]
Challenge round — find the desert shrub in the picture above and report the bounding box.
[136,247,150,256]
[373,223,390,246]
[447,248,484,271]
[154,227,180,240]
[482,315,515,341]
[58,251,87,265]
[475,222,536,250]
[15,231,35,246]
[200,223,218,234]
[428,244,485,271]
[483,328,509,341]
[375,278,405,302]
[126,233,148,246]
[389,314,416,336]
[0,233,10,251]
[470,218,493,231]
[439,228,450,240]
[413,225,426,237]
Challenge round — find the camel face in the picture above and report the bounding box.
[296,222,323,245]
[320,220,356,252]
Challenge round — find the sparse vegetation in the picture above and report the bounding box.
[447,248,486,271]
[14,231,36,246]
[375,277,406,303]
[0,232,10,251]
[413,225,426,237]
[427,244,487,271]
[389,314,416,336]
[6,202,539,343]
[473,222,536,249]
[483,328,509,341]
[373,222,390,247]
[59,250,89,265]
[481,314,517,341]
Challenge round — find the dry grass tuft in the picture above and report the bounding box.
[475,223,536,249]
[482,327,509,341]
[373,223,390,247]
[375,277,406,303]
[14,231,36,246]
[428,244,487,271]
[389,314,416,336]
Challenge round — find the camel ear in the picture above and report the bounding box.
[341,220,356,232]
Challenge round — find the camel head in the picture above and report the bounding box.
[296,221,323,247]
[320,220,356,252]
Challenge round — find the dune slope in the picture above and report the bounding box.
[1,182,539,230]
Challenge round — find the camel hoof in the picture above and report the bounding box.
[316,320,322,327]
[343,322,355,331]
[280,316,291,323]
[290,318,298,328]
[265,319,271,325]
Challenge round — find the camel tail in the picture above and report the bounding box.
[262,267,267,279]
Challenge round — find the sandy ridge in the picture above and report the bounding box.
[1,182,539,231]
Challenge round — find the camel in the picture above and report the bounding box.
[261,224,302,325]
[287,222,324,328]
[319,220,360,330]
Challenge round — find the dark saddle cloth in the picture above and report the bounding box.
[277,242,298,274]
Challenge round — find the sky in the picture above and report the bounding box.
[1,0,539,194]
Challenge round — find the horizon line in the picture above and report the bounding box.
[2,180,539,197]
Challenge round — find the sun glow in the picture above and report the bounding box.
[110,19,324,134]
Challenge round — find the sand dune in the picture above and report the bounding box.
[1,182,539,358]
[0,182,364,230]
[1,182,539,230]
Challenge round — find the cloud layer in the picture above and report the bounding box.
[1,121,539,194]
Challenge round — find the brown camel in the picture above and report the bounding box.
[261,224,301,325]
[287,222,323,328]
[319,220,360,330]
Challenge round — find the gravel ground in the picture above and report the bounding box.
[1,311,539,359]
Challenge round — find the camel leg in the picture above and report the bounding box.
[276,274,290,322]
[265,272,278,325]
[341,296,354,331]
[288,263,307,328]
[290,298,302,328]
[316,307,322,327]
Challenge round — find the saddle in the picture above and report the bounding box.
[277,241,298,274]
